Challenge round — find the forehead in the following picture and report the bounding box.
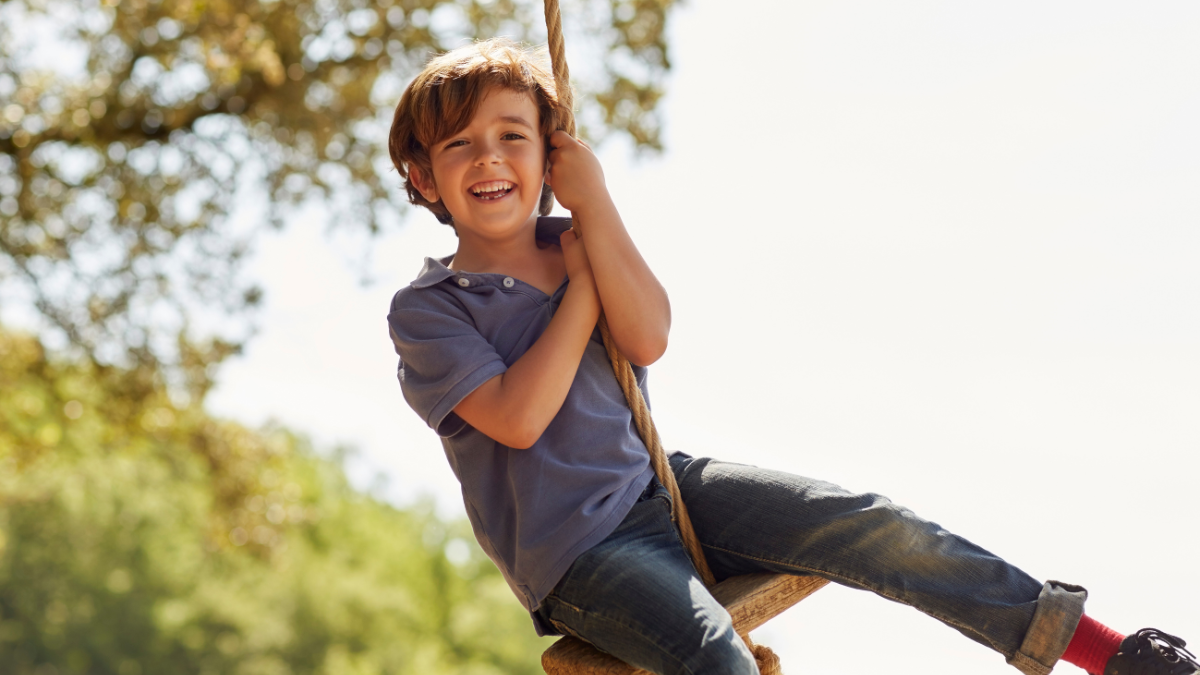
[467,86,540,127]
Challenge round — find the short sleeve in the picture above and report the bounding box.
[387,286,507,437]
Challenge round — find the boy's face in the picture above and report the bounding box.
[412,87,546,238]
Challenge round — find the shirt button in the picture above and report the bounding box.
[503,277,515,288]
[457,277,469,287]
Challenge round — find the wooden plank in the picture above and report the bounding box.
[543,636,648,675]
[714,573,829,635]
[542,573,828,674]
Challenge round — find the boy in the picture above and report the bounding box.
[386,38,1196,675]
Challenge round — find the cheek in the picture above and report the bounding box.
[429,157,464,193]
[524,149,549,179]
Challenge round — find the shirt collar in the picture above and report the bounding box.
[410,255,457,289]
[407,217,574,290]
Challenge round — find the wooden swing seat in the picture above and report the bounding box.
[542,573,829,674]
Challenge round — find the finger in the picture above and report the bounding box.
[549,130,574,149]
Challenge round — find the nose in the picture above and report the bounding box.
[473,138,503,166]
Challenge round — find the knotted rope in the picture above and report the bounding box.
[541,2,782,672]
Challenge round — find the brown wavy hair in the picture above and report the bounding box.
[388,39,561,226]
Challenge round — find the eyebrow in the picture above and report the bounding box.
[499,115,535,129]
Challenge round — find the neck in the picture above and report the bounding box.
[449,216,566,296]
[450,216,541,274]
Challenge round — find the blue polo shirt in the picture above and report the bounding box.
[386,225,655,633]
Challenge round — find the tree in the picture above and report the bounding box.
[0,0,677,398]
[0,325,555,674]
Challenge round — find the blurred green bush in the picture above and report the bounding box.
[0,328,553,675]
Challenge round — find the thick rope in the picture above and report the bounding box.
[542,3,781,672]
[543,0,709,588]
[595,318,713,587]
[543,0,575,138]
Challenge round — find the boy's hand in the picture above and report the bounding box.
[546,131,611,216]
[454,227,601,450]
[547,131,669,367]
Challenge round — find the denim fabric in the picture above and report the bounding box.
[535,455,1085,675]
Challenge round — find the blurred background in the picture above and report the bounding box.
[2,1,1197,674]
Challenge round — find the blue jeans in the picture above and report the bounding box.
[534,454,1086,675]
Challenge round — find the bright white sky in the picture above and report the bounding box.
[208,2,1200,673]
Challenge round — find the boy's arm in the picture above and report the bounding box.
[451,231,601,449]
[546,131,671,367]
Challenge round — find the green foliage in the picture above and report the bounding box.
[0,328,555,675]
[0,0,676,394]
[0,2,673,664]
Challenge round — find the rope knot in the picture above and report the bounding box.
[751,640,783,675]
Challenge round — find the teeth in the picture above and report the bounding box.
[471,181,513,195]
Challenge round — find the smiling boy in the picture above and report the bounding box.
[385,39,1198,675]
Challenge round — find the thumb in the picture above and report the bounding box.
[558,228,579,248]
[549,129,574,150]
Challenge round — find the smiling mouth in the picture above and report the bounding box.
[470,180,514,201]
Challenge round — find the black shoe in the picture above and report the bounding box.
[1103,628,1200,675]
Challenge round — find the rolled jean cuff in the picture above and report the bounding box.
[1008,580,1088,675]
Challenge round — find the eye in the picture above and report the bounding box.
[502,132,526,141]
[443,139,467,149]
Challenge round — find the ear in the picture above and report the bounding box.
[409,166,439,203]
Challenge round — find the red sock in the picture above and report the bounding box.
[1060,614,1125,675]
